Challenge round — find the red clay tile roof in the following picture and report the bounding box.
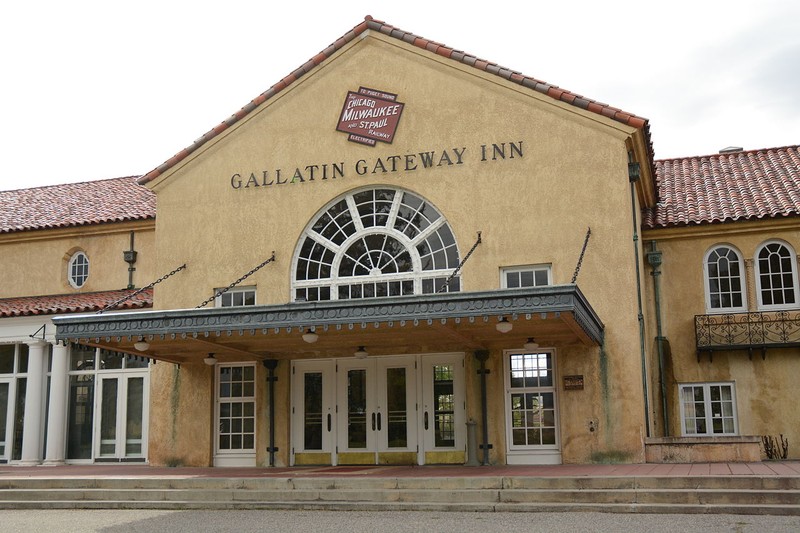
[0,176,155,234]
[643,145,800,229]
[0,288,153,318]
[138,15,653,186]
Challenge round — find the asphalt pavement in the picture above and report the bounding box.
[4,510,800,533]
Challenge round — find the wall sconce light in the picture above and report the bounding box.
[133,338,150,351]
[524,337,539,351]
[302,328,319,343]
[204,353,217,366]
[354,346,369,359]
[496,317,513,333]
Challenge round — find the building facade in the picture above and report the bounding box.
[2,16,798,467]
[0,178,156,464]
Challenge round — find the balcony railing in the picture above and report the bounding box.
[695,310,800,355]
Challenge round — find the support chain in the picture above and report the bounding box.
[99,264,187,313]
[571,227,592,284]
[196,252,276,308]
[437,232,481,293]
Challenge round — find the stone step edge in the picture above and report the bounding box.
[3,487,800,494]
[0,500,799,515]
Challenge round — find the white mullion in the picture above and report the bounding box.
[346,195,365,233]
[385,192,403,230]
[306,231,341,255]
[409,216,446,247]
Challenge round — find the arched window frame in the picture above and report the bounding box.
[67,251,89,289]
[703,244,747,313]
[754,239,799,311]
[291,186,461,302]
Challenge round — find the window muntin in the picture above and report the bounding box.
[502,265,551,289]
[68,252,89,289]
[216,287,257,307]
[704,245,746,313]
[679,383,737,436]
[293,187,461,301]
[755,241,799,310]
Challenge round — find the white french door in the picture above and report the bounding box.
[420,353,466,464]
[504,350,561,464]
[94,373,148,461]
[0,379,12,462]
[291,353,464,466]
[336,356,417,465]
[291,360,336,465]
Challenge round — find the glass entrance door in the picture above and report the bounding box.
[421,353,466,464]
[291,360,336,465]
[504,350,561,464]
[95,373,147,461]
[0,379,10,462]
[291,354,464,466]
[336,357,417,465]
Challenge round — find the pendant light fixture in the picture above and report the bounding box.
[496,317,513,333]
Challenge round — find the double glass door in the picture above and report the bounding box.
[336,357,417,465]
[95,373,147,461]
[292,353,464,466]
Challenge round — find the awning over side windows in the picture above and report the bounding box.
[53,285,603,365]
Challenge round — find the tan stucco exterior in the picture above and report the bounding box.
[138,31,651,467]
[0,221,156,298]
[643,219,800,457]
[8,23,796,470]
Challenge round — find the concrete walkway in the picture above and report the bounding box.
[2,461,800,479]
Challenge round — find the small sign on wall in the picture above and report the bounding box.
[564,375,584,390]
[336,87,404,146]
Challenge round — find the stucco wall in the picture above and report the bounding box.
[0,223,156,298]
[144,32,649,465]
[644,221,800,457]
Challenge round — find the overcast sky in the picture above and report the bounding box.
[1,1,797,192]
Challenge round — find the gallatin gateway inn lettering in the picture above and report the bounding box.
[229,141,524,189]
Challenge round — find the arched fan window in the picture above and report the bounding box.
[292,187,461,301]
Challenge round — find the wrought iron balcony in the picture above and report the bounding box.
[695,310,800,357]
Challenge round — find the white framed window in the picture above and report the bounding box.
[703,245,747,313]
[501,265,551,289]
[679,382,738,436]
[68,252,89,289]
[503,349,561,464]
[215,363,256,466]
[755,240,799,310]
[292,187,461,301]
[216,287,256,307]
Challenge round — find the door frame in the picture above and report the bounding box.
[0,377,14,463]
[503,348,562,465]
[290,352,465,466]
[93,371,149,461]
[291,359,336,465]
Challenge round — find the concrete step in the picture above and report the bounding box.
[2,475,800,514]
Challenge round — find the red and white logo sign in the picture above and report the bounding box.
[336,87,404,146]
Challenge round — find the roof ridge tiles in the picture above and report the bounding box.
[137,15,652,186]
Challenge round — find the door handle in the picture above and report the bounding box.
[327,413,331,432]
[372,412,376,431]
[377,412,382,431]
[424,411,429,430]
